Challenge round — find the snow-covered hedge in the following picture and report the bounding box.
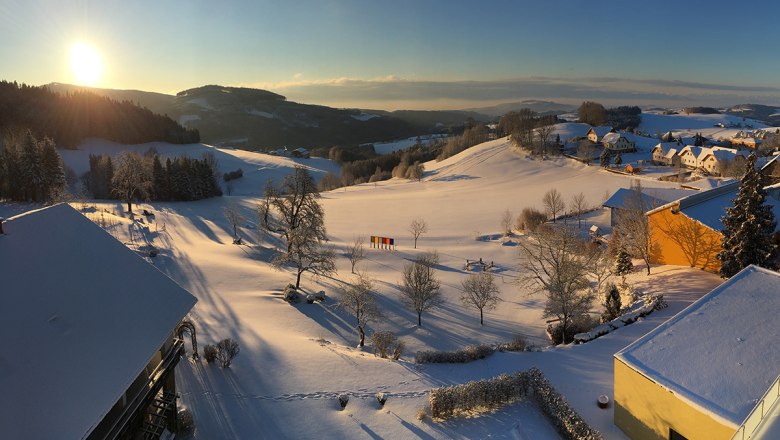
[283,284,300,303]
[429,368,603,440]
[429,372,529,419]
[573,294,666,344]
[527,367,603,440]
[415,344,494,364]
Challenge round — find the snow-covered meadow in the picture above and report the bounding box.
[40,133,728,439]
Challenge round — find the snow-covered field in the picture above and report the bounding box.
[33,134,729,439]
[369,134,450,155]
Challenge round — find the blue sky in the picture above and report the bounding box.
[2,0,780,109]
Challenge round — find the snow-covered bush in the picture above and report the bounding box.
[370,331,402,359]
[391,340,404,360]
[283,284,300,303]
[215,338,240,368]
[415,344,494,364]
[429,372,529,419]
[338,394,349,410]
[416,407,427,421]
[547,315,597,345]
[516,207,547,232]
[497,335,527,352]
[177,408,195,435]
[306,294,315,304]
[314,290,326,301]
[527,367,603,440]
[376,392,387,407]
[203,344,217,363]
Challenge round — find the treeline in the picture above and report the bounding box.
[0,80,200,148]
[498,109,560,156]
[578,101,641,131]
[0,130,67,202]
[83,149,222,202]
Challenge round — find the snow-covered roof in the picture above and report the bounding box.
[601,132,624,145]
[682,178,735,191]
[670,181,780,231]
[587,126,613,138]
[665,148,679,159]
[652,142,678,154]
[616,265,780,427]
[602,187,695,210]
[679,145,704,158]
[0,204,197,439]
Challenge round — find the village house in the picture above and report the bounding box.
[585,126,614,143]
[761,155,780,185]
[730,137,762,149]
[602,187,694,227]
[0,204,198,440]
[651,142,681,166]
[614,265,780,440]
[601,132,637,153]
[676,145,745,176]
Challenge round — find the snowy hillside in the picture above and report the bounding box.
[47,137,727,439]
[58,139,341,196]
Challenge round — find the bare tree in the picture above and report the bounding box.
[272,215,336,288]
[336,273,381,347]
[577,140,597,165]
[224,204,245,240]
[258,178,276,230]
[542,188,565,223]
[582,242,613,296]
[399,252,442,326]
[500,209,513,236]
[112,151,151,215]
[613,181,653,275]
[518,226,594,344]
[460,272,501,325]
[570,192,587,229]
[535,124,556,158]
[269,167,336,288]
[347,236,366,274]
[409,217,428,249]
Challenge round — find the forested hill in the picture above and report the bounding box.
[0,81,200,148]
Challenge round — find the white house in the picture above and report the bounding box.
[651,142,681,166]
[585,126,613,143]
[0,204,197,439]
[602,132,636,152]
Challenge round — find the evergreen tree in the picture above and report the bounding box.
[18,130,45,201]
[599,148,611,167]
[40,137,66,201]
[614,247,633,277]
[601,283,622,322]
[151,155,168,200]
[717,154,777,277]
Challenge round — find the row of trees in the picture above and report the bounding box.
[0,81,199,148]
[577,101,641,131]
[0,130,66,202]
[498,109,559,157]
[83,150,222,213]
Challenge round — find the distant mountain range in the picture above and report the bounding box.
[45,83,494,149]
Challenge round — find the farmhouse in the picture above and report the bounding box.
[585,126,613,143]
[0,204,197,439]
[677,146,746,175]
[730,137,762,149]
[614,265,780,440]
[651,142,681,166]
[601,132,636,152]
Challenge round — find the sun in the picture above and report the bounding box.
[70,43,103,85]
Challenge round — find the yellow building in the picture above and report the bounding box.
[647,182,740,273]
[614,265,780,440]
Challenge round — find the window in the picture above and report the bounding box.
[669,428,689,440]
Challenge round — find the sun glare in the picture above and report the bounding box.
[70,43,103,85]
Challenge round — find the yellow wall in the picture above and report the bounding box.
[648,206,722,272]
[614,358,737,440]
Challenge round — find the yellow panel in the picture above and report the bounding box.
[648,206,722,273]
[614,358,736,440]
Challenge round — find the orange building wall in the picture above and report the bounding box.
[648,206,723,273]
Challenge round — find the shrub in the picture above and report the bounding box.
[177,408,195,434]
[498,335,527,352]
[415,344,494,364]
[313,290,326,301]
[601,284,622,323]
[416,407,427,421]
[223,168,244,182]
[306,294,315,304]
[338,394,349,410]
[547,315,597,345]
[203,344,217,363]
[516,207,547,232]
[370,331,399,359]
[283,284,300,303]
[215,338,240,368]
[527,367,603,440]
[376,392,387,407]
[391,340,404,360]
[429,373,529,419]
